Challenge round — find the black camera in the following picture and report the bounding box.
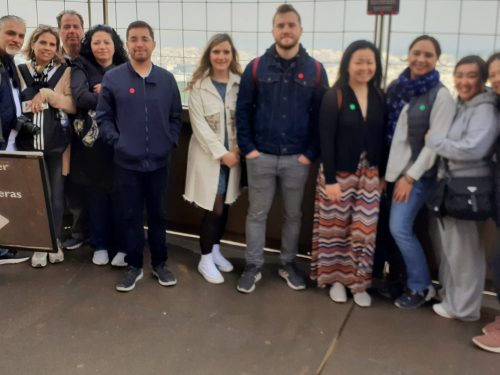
[15,115,40,135]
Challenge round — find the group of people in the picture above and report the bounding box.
[1,3,500,353]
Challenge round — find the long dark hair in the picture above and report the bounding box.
[79,24,128,66]
[334,39,382,89]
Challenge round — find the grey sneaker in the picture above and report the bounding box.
[116,266,143,292]
[278,263,306,290]
[0,249,30,265]
[236,265,262,293]
[62,237,86,250]
[152,262,177,287]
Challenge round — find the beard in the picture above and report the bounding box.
[275,38,299,51]
[5,45,21,56]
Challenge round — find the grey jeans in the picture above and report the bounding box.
[245,153,310,267]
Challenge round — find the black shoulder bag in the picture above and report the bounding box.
[428,158,494,221]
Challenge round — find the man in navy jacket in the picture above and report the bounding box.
[236,4,328,293]
[97,21,182,292]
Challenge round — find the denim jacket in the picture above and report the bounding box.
[236,44,328,160]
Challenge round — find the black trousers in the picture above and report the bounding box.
[114,164,169,269]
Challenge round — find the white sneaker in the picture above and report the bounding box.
[111,252,127,267]
[92,250,109,265]
[212,244,233,272]
[329,282,347,303]
[432,303,454,319]
[31,252,48,268]
[353,291,372,307]
[48,245,64,264]
[198,254,224,284]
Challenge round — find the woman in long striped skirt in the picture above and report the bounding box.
[311,40,387,307]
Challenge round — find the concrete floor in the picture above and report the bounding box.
[1,234,499,375]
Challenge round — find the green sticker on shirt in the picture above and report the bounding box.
[419,104,426,111]
[349,104,356,111]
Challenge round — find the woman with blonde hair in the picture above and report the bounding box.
[184,33,242,283]
[15,25,76,267]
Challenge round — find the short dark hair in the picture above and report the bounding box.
[273,4,301,26]
[126,20,154,41]
[486,52,500,73]
[79,24,128,66]
[56,10,84,29]
[334,39,382,90]
[454,55,487,83]
[408,35,441,59]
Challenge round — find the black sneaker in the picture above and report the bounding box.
[278,262,306,290]
[62,237,86,250]
[152,263,177,287]
[115,266,143,292]
[0,249,30,265]
[236,265,262,293]
[394,286,436,310]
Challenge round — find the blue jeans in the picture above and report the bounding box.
[245,153,310,267]
[389,178,434,293]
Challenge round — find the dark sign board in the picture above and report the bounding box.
[0,151,56,252]
[368,0,400,15]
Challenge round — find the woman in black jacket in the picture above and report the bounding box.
[311,40,386,307]
[70,25,128,266]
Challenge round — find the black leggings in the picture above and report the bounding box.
[200,194,229,255]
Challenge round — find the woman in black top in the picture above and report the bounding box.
[311,40,386,307]
[70,25,128,266]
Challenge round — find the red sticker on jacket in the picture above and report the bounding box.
[129,87,135,94]
[298,73,304,79]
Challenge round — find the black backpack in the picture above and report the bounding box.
[16,64,70,155]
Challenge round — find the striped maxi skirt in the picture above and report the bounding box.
[311,154,381,293]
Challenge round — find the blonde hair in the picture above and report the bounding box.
[23,25,62,64]
[186,33,241,91]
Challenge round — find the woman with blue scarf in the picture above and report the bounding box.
[385,35,455,309]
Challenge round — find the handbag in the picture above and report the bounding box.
[428,158,494,221]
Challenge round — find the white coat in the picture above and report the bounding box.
[183,72,241,210]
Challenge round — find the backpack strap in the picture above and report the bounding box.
[314,59,321,87]
[336,88,342,110]
[18,64,34,87]
[252,57,260,86]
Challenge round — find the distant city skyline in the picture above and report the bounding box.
[3,0,499,101]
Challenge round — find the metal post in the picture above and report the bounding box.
[383,15,393,89]
[103,0,109,25]
[87,0,92,27]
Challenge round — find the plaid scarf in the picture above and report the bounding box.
[386,67,440,145]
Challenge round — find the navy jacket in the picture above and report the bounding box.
[236,44,328,160]
[96,62,182,172]
[0,55,19,148]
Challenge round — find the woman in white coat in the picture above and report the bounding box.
[184,33,242,284]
